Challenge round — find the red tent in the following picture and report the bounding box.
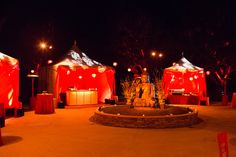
[51,45,116,103]
[162,57,207,100]
[0,52,21,109]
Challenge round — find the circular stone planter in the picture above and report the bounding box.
[90,105,199,128]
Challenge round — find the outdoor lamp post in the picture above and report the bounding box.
[38,41,53,92]
[27,71,39,110]
[113,61,118,103]
[150,50,164,79]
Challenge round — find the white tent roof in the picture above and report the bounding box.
[0,52,18,66]
[54,42,104,69]
[166,57,202,72]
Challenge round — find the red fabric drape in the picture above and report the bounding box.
[55,65,115,103]
[162,68,207,100]
[0,53,20,109]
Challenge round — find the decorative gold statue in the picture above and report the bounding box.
[132,72,155,107]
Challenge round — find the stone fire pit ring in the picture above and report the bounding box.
[90,105,199,128]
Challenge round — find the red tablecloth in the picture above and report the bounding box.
[167,95,199,105]
[35,94,54,114]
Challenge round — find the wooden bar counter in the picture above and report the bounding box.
[66,90,98,105]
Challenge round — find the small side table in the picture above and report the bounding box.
[35,93,54,114]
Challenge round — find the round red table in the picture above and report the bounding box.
[35,93,54,114]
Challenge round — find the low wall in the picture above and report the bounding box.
[90,108,199,128]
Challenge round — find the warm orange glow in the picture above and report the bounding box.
[78,75,83,79]
[39,42,53,51]
[40,42,47,49]
[143,68,147,71]
[151,51,156,57]
[151,51,163,58]
[98,66,106,73]
[189,77,193,81]
[31,69,35,73]
[8,88,14,106]
[66,90,98,105]
[48,60,53,64]
[206,71,210,75]
[92,73,96,78]
[127,68,131,72]
[113,62,118,67]
[67,70,70,75]
[194,75,198,79]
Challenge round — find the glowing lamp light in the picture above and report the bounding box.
[194,75,198,79]
[48,60,53,64]
[49,45,53,49]
[79,75,83,79]
[40,42,47,49]
[92,73,96,78]
[31,70,35,73]
[189,77,193,81]
[143,68,147,71]
[158,53,163,58]
[172,62,176,66]
[113,62,118,67]
[151,52,156,57]
[127,68,131,72]
[67,70,70,75]
[206,71,211,75]
[98,66,106,73]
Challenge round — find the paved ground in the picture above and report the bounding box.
[1,104,236,157]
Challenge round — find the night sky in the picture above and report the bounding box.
[1,0,236,102]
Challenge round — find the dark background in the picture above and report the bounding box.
[0,0,236,103]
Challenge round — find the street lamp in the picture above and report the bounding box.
[27,70,39,109]
[39,42,52,53]
[150,51,163,59]
[150,50,164,80]
[40,42,47,49]
[112,62,118,102]
[151,51,156,57]
[38,41,53,92]
[113,62,118,67]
